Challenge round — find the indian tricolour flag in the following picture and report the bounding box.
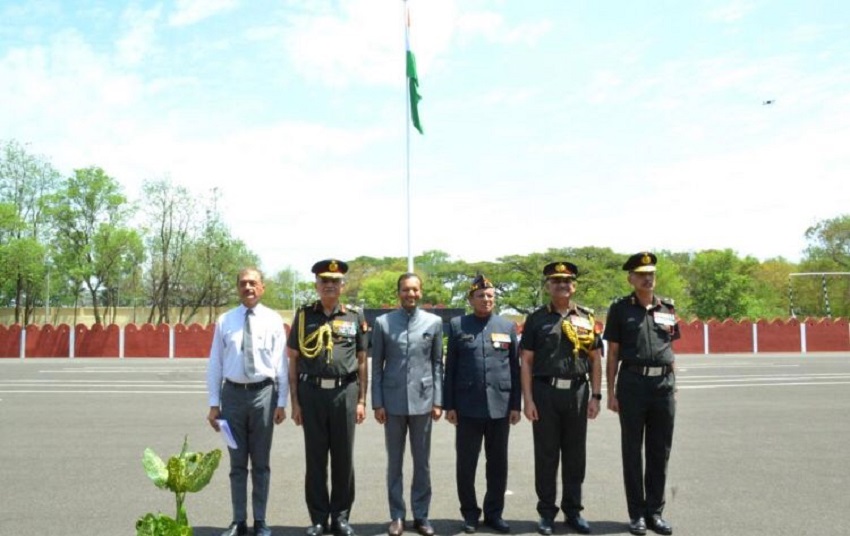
[405,5,423,134]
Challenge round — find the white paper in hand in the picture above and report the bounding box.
[216,419,238,449]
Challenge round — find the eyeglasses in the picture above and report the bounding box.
[319,277,342,284]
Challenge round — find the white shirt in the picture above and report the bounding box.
[206,302,289,407]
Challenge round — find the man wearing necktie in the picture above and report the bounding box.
[207,267,289,536]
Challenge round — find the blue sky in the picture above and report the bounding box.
[2,0,849,277]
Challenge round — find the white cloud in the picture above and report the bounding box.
[169,0,238,27]
[456,12,551,46]
[705,1,757,24]
[116,4,162,66]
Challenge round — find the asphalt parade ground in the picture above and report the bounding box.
[1,353,848,536]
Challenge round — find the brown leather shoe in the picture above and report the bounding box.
[413,519,434,536]
[388,519,404,536]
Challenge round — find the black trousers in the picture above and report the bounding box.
[298,380,359,526]
[531,379,589,520]
[616,369,676,519]
[455,415,511,522]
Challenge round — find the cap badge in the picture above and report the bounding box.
[328,260,339,272]
[555,263,567,273]
[641,254,651,265]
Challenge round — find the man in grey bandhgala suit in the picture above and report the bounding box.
[371,273,444,536]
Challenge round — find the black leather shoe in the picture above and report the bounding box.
[628,517,647,536]
[462,519,478,534]
[388,519,405,536]
[221,521,248,536]
[647,515,672,535]
[332,519,356,536]
[306,524,326,536]
[537,518,554,536]
[254,520,272,536]
[413,519,435,536]
[565,515,592,534]
[484,517,510,534]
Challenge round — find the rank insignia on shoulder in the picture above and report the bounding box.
[576,304,594,315]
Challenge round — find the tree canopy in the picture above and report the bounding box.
[1,138,846,324]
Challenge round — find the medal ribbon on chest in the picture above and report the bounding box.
[561,313,596,358]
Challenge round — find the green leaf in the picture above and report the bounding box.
[135,513,192,536]
[142,448,169,489]
[183,449,221,493]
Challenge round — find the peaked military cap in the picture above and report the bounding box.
[543,261,578,279]
[312,259,348,278]
[623,251,657,272]
[469,274,495,295]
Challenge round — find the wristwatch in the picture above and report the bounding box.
[591,393,602,401]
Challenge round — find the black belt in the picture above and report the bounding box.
[225,377,274,390]
[535,375,587,390]
[299,372,358,389]
[623,364,672,377]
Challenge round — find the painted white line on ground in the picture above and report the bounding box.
[682,373,850,381]
[678,364,800,370]
[0,379,205,384]
[683,381,850,389]
[0,390,205,394]
[38,368,205,373]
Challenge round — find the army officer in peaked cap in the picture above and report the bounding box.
[604,252,678,536]
[444,275,520,534]
[520,262,603,535]
[287,259,369,536]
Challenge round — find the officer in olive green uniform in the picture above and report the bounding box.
[287,259,369,536]
[520,262,603,536]
[604,252,678,536]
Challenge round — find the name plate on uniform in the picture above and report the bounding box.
[491,333,511,349]
[654,312,676,326]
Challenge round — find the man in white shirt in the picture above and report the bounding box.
[207,267,289,536]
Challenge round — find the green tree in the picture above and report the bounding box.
[142,178,196,324]
[264,267,315,311]
[748,257,797,319]
[359,271,402,308]
[174,190,260,324]
[0,140,61,323]
[685,249,756,320]
[805,215,850,269]
[47,167,138,324]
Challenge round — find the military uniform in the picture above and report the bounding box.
[287,260,368,534]
[604,252,678,535]
[443,277,520,528]
[521,262,602,531]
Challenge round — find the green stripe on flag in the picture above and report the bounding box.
[407,49,423,134]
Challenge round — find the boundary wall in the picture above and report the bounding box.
[1,318,848,358]
[0,323,291,359]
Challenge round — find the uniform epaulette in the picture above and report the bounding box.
[346,304,361,313]
[576,304,595,315]
[659,296,675,307]
[614,295,632,306]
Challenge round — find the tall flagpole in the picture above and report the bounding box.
[404,0,413,273]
